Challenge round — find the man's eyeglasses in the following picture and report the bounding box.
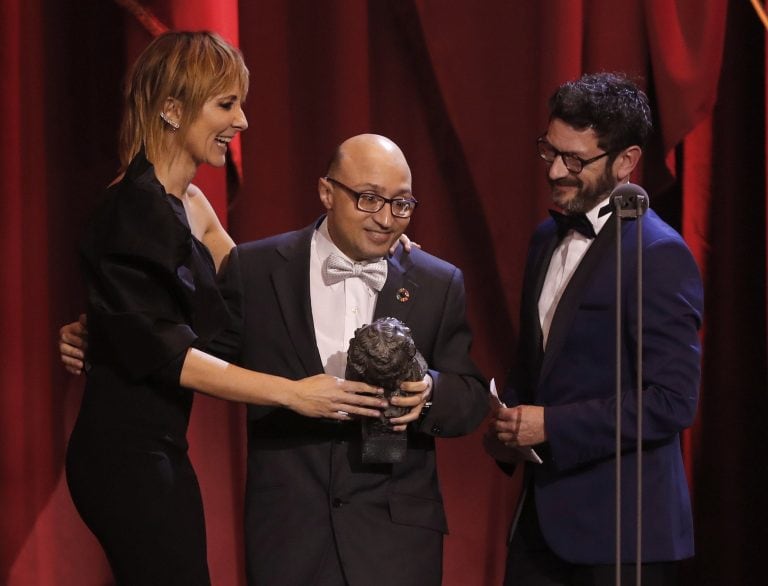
[537,137,612,174]
[324,177,418,218]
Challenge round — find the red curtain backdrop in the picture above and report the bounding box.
[2,1,765,585]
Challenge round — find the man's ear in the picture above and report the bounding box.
[161,97,183,128]
[613,145,642,182]
[318,177,333,211]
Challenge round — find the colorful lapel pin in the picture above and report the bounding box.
[396,287,411,303]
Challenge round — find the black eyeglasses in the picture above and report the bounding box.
[324,177,418,218]
[537,136,612,174]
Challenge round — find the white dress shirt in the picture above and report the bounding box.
[538,203,611,348]
[309,219,383,377]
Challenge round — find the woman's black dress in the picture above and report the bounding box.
[66,152,229,586]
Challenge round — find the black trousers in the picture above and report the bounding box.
[66,427,210,586]
[504,492,679,586]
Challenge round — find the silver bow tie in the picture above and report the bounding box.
[323,254,388,292]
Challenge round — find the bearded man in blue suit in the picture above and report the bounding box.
[485,72,703,586]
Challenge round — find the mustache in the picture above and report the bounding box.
[549,177,581,188]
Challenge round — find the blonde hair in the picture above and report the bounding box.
[119,31,249,169]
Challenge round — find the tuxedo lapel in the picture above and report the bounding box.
[513,225,561,402]
[538,213,619,385]
[523,231,560,361]
[374,253,417,324]
[270,223,325,377]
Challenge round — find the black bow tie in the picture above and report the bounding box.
[549,210,596,240]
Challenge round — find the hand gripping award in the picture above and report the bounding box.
[345,317,427,463]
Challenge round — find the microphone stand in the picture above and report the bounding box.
[611,185,649,586]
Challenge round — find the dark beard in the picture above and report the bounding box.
[550,166,616,214]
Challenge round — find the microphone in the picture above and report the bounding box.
[607,181,650,576]
[610,182,649,218]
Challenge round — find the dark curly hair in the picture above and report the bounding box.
[548,72,652,153]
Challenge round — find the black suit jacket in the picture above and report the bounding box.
[216,218,488,586]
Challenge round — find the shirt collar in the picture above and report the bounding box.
[586,198,612,236]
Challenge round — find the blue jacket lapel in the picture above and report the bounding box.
[538,213,619,386]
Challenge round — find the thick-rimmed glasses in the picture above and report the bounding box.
[325,177,419,218]
[537,136,612,174]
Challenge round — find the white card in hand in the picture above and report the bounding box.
[490,378,543,465]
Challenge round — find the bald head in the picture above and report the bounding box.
[319,134,414,261]
[327,134,412,183]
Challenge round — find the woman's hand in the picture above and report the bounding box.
[389,233,422,256]
[59,314,88,375]
[286,374,387,420]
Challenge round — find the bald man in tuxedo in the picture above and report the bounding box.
[61,134,488,586]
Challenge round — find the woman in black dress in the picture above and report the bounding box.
[65,31,383,586]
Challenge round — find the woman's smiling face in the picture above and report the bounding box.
[180,87,248,168]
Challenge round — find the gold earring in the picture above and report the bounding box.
[160,112,180,130]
